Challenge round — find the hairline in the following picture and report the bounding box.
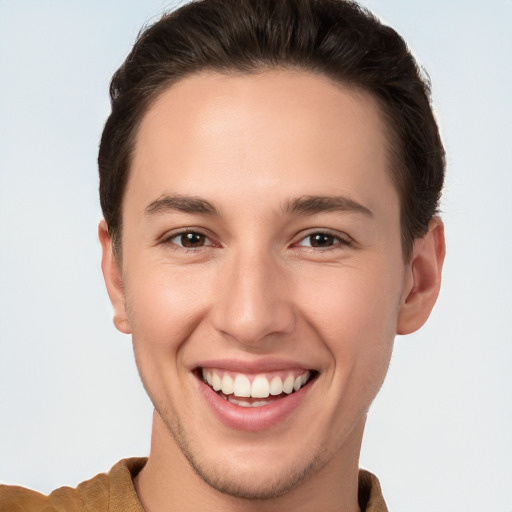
[110,65,414,262]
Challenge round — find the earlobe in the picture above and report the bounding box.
[396,218,446,335]
[98,220,131,334]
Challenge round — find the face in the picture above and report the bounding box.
[101,70,435,500]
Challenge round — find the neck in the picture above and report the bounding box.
[134,410,365,512]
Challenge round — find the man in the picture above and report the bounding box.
[0,0,445,510]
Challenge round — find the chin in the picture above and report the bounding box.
[187,452,322,500]
[157,402,326,500]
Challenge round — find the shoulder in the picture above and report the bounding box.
[358,469,389,512]
[0,484,49,512]
[0,458,146,512]
[0,469,110,512]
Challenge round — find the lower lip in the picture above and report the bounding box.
[196,376,313,432]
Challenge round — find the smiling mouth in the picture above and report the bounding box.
[199,368,317,408]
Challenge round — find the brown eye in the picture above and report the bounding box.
[309,233,336,247]
[296,232,349,249]
[170,232,208,248]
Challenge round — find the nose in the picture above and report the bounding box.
[211,247,296,349]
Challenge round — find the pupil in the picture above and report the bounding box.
[311,234,333,247]
[182,233,204,247]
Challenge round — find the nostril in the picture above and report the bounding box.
[210,266,296,344]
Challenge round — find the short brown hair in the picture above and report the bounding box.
[98,0,445,259]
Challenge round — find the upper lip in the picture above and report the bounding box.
[193,358,315,374]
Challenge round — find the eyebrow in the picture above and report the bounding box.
[283,195,373,217]
[145,194,219,216]
[144,193,373,218]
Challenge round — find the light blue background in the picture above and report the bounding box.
[1,1,511,511]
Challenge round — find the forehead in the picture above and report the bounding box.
[127,69,397,217]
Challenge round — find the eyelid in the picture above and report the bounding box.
[159,227,219,248]
[293,229,352,249]
[158,227,352,251]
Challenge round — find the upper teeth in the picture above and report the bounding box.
[202,369,311,398]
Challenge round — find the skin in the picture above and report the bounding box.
[100,70,445,512]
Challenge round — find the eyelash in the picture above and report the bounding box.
[159,229,352,252]
[161,229,216,251]
[294,230,352,251]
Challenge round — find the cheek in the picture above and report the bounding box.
[296,262,401,393]
[299,262,402,337]
[124,264,212,354]
[124,267,213,412]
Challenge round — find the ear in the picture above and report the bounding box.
[397,217,446,335]
[98,220,131,334]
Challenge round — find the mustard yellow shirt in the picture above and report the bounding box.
[0,458,388,511]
